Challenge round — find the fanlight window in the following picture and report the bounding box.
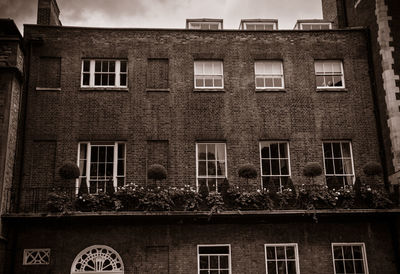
[71,245,124,274]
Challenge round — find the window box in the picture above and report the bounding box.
[81,59,127,88]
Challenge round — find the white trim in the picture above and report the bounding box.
[331,243,369,274]
[254,61,285,90]
[243,22,277,30]
[315,60,345,89]
[197,244,232,274]
[194,60,224,89]
[299,22,332,30]
[196,142,228,192]
[264,243,300,274]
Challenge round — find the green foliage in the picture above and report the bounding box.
[59,162,80,180]
[47,191,73,212]
[198,181,209,198]
[206,192,225,213]
[147,164,167,181]
[303,162,323,177]
[238,164,258,180]
[363,162,383,176]
[359,185,392,208]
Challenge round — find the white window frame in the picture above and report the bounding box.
[255,61,285,89]
[244,22,277,30]
[259,141,291,190]
[188,22,222,30]
[196,142,227,192]
[76,142,126,194]
[331,243,369,274]
[194,61,224,89]
[265,244,300,274]
[299,22,332,30]
[23,248,51,265]
[81,59,128,88]
[322,141,355,187]
[197,244,232,274]
[314,60,345,89]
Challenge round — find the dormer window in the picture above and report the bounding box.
[186,19,223,30]
[300,23,331,30]
[240,20,278,30]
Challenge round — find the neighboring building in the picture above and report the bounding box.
[0,0,399,273]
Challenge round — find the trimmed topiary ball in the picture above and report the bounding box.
[303,162,323,177]
[238,164,258,180]
[59,162,80,179]
[363,162,382,176]
[147,164,167,181]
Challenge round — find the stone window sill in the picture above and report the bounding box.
[193,89,225,93]
[79,87,129,92]
[36,87,61,91]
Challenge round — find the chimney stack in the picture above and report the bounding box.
[321,0,347,28]
[37,0,62,26]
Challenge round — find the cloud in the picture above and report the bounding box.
[0,0,323,33]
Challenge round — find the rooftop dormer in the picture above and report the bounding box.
[186,19,223,30]
[294,19,332,30]
[239,19,278,30]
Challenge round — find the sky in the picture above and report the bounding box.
[0,0,323,34]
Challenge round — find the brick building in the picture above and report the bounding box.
[0,0,399,273]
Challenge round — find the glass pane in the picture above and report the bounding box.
[95,61,101,72]
[118,144,125,159]
[323,61,333,73]
[120,74,127,86]
[204,77,213,87]
[120,61,127,72]
[323,143,332,158]
[332,61,342,73]
[334,246,343,259]
[320,24,330,29]
[209,256,218,269]
[335,261,345,273]
[302,24,312,30]
[287,261,296,274]
[265,78,273,87]
[354,260,364,273]
[200,256,208,269]
[343,159,353,175]
[276,246,285,259]
[256,77,264,87]
[345,260,354,273]
[80,144,87,159]
[352,246,362,259]
[98,163,105,176]
[216,144,225,161]
[210,271,218,274]
[200,271,208,274]
[207,144,216,160]
[326,76,335,86]
[316,75,325,87]
[213,62,222,74]
[273,77,282,87]
[266,247,276,259]
[109,74,115,85]
[198,161,207,176]
[99,146,106,161]
[262,160,271,175]
[196,78,204,87]
[280,160,289,175]
[109,61,115,72]
[106,163,113,176]
[267,261,277,274]
[83,73,90,85]
[79,160,86,176]
[325,159,334,174]
[198,144,207,160]
[255,62,265,74]
[261,145,270,158]
[272,62,281,74]
[270,143,279,158]
[220,256,228,268]
[334,159,344,174]
[208,178,216,192]
[333,76,342,87]
[117,160,124,176]
[315,62,324,73]
[102,61,108,72]
[91,147,98,162]
[90,163,97,176]
[217,162,225,176]
[333,143,342,157]
[83,60,90,72]
[265,24,274,30]
[204,62,213,74]
[195,62,203,74]
[246,24,256,30]
[286,246,295,259]
[342,143,351,157]
[271,160,280,175]
[106,146,114,162]
[214,77,222,87]
[208,161,216,175]
[277,261,286,273]
[255,24,264,30]
[279,143,287,158]
[220,271,229,274]
[102,74,108,85]
[210,24,219,30]
[343,246,353,259]
[95,74,101,85]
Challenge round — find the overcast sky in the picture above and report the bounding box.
[0,0,323,34]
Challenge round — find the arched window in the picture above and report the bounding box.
[71,245,124,274]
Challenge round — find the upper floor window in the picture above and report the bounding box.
[187,20,222,30]
[198,245,231,274]
[315,60,344,89]
[323,141,354,188]
[77,142,125,194]
[255,61,284,89]
[194,61,224,89]
[300,23,331,30]
[81,59,127,88]
[196,143,227,192]
[265,244,300,274]
[260,141,290,190]
[332,243,369,274]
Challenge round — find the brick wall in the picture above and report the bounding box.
[10,217,398,273]
[21,26,381,189]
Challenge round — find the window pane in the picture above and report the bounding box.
[196,78,204,87]
[118,144,125,158]
[261,145,270,158]
[199,256,208,269]
[109,74,115,86]
[276,246,285,259]
[352,246,362,259]
[120,61,127,72]
[345,260,354,273]
[198,161,207,176]
[208,178,217,191]
[207,144,216,160]
[265,78,273,87]
[101,74,109,85]
[255,62,265,74]
[83,60,90,72]
[198,144,207,160]
[323,143,332,158]
[280,159,289,175]
[216,144,225,161]
[91,147,99,162]
[287,261,296,274]
[286,246,295,259]
[266,247,276,259]
[333,143,342,157]
[204,77,213,87]
[106,163,113,176]
[256,77,264,87]
[277,261,286,273]
[95,74,101,85]
[271,62,281,74]
[279,143,287,158]
[333,76,342,87]
[95,61,101,72]
[209,256,218,269]
[333,246,343,259]
[325,159,334,174]
[220,256,228,268]
[315,62,324,73]
[195,62,203,74]
[120,74,127,86]
[214,77,222,87]
[270,143,279,158]
[262,160,271,175]
[204,62,213,74]
[117,160,124,176]
[316,75,325,87]
[335,261,345,273]
[109,61,115,72]
[83,73,90,85]
[102,61,108,72]
[343,246,352,259]
[217,162,225,176]
[208,161,216,176]
[332,62,341,73]
[271,160,280,175]
[354,260,364,273]
[334,159,343,174]
[267,261,277,274]
[273,77,282,87]
[213,62,222,74]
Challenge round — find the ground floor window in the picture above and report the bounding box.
[198,244,231,274]
[23,249,50,265]
[332,243,368,274]
[265,244,300,274]
[77,142,125,194]
[71,245,124,274]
